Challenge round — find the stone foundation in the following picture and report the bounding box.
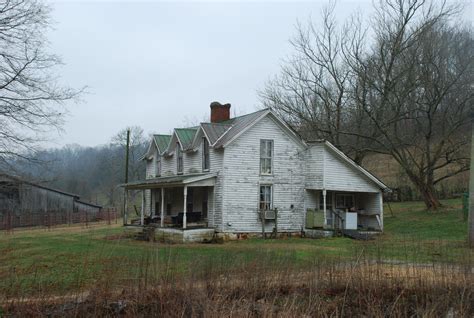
[154,228,215,243]
[304,229,334,238]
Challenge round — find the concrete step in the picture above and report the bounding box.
[342,229,376,241]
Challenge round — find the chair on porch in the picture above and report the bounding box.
[171,211,202,226]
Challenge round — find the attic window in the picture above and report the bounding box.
[155,155,161,177]
[177,143,183,174]
[260,139,273,175]
[202,137,210,171]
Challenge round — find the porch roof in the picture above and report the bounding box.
[121,173,216,190]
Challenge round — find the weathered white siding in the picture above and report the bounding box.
[161,153,177,176]
[323,147,380,193]
[305,144,324,189]
[305,190,319,210]
[356,192,383,230]
[222,115,306,233]
[184,151,201,174]
[146,160,154,179]
[209,148,224,230]
[144,147,158,216]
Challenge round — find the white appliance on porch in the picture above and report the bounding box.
[344,212,358,230]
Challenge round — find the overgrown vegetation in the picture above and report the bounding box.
[0,199,472,316]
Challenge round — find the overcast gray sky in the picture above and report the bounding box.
[48,0,472,148]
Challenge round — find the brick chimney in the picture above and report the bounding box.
[210,101,231,123]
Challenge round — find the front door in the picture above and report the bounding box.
[155,202,160,216]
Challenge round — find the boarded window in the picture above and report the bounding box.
[260,139,273,175]
[176,142,183,174]
[259,185,272,211]
[202,137,210,171]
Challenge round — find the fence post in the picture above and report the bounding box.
[463,192,469,221]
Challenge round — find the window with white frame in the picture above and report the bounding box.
[260,139,273,175]
[259,185,272,211]
[155,155,161,177]
[176,142,183,174]
[202,137,210,171]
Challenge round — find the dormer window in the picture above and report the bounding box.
[176,142,183,174]
[260,139,273,175]
[155,155,161,177]
[202,137,210,171]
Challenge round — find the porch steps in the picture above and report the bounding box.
[134,226,156,241]
[341,229,375,241]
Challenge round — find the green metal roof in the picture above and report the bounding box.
[175,128,198,149]
[151,109,270,152]
[153,134,171,153]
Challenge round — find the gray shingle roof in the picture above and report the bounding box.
[201,123,233,145]
[212,109,269,148]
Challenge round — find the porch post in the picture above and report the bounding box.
[150,190,154,217]
[140,190,145,226]
[212,187,216,228]
[183,185,188,229]
[322,189,327,227]
[124,189,128,225]
[160,188,165,228]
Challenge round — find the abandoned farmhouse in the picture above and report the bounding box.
[0,174,103,229]
[123,102,388,240]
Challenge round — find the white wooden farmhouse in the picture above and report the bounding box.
[123,102,388,240]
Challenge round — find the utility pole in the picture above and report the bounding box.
[123,129,130,226]
[469,111,474,247]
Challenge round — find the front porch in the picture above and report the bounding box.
[305,189,383,232]
[123,173,217,230]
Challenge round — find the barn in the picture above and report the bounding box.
[0,174,102,229]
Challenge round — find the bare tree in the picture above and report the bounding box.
[469,111,474,247]
[111,126,146,182]
[110,126,146,210]
[348,0,472,209]
[260,3,376,163]
[261,0,472,209]
[0,0,82,169]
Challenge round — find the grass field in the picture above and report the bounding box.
[0,198,471,299]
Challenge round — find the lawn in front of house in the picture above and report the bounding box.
[0,198,471,297]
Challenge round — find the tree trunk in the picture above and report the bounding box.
[468,113,474,247]
[411,176,442,210]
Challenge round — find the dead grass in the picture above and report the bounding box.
[2,260,472,317]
